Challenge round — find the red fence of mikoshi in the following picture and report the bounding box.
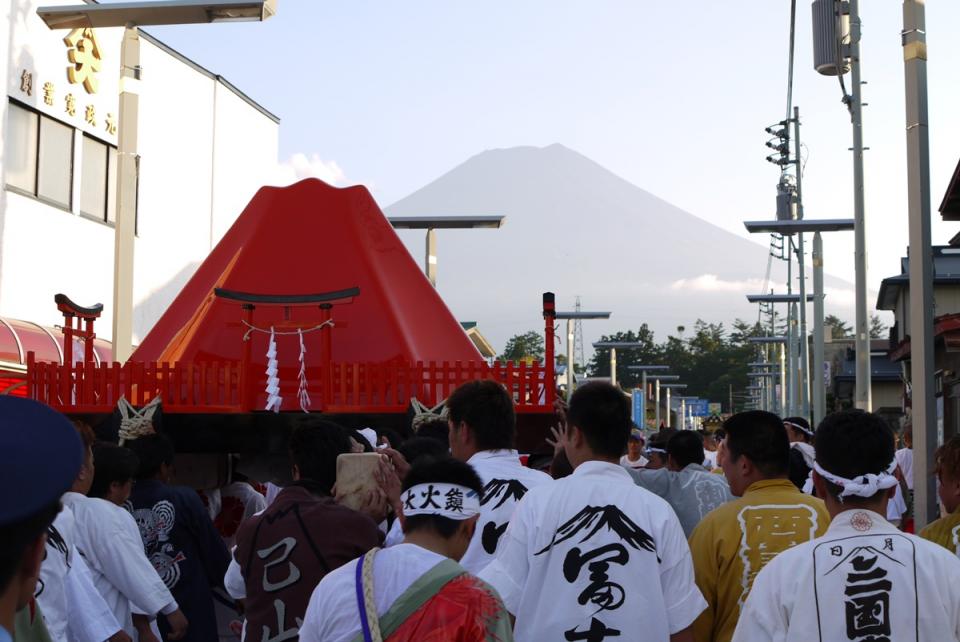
[26,352,554,415]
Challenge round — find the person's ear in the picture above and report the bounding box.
[462,515,479,542]
[812,469,828,499]
[886,485,897,500]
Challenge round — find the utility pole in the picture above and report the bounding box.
[849,0,872,410]
[793,107,810,420]
[902,0,937,528]
[812,232,827,426]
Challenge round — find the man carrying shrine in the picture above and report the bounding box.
[299,456,514,642]
[688,410,828,642]
[919,434,960,557]
[480,381,705,642]
[445,380,553,572]
[733,410,960,641]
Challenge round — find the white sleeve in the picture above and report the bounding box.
[224,553,247,600]
[731,560,785,642]
[656,507,707,633]
[66,553,123,642]
[298,576,335,642]
[477,495,533,614]
[96,508,177,616]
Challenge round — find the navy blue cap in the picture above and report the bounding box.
[0,397,82,526]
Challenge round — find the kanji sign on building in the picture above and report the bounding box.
[64,28,103,94]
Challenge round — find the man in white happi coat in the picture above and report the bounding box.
[62,424,188,641]
[37,503,128,642]
[481,382,706,642]
[733,410,960,642]
[445,380,552,573]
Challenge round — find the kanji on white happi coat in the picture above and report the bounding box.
[733,509,960,642]
[61,492,178,635]
[459,449,552,573]
[480,461,706,641]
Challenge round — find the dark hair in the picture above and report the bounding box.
[402,457,483,538]
[723,411,790,477]
[0,500,61,591]
[784,416,813,443]
[713,428,726,441]
[378,429,403,450]
[349,430,374,453]
[90,444,140,499]
[126,433,175,480]
[648,428,676,449]
[72,420,96,450]
[567,382,631,459]
[815,410,895,503]
[398,437,449,465]
[445,380,515,451]
[415,419,450,449]
[935,435,960,480]
[289,421,352,494]
[668,431,705,469]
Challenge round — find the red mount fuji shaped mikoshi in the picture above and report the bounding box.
[27,180,556,440]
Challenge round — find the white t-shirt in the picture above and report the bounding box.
[702,450,718,469]
[62,492,177,635]
[733,508,960,642]
[480,460,706,641]
[458,449,552,574]
[299,544,447,642]
[620,454,649,469]
[896,447,914,490]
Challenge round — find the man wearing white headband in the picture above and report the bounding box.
[733,410,960,642]
[299,457,513,642]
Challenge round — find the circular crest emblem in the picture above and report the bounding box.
[850,511,873,532]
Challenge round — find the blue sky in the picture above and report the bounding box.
[138,1,960,320]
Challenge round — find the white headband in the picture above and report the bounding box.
[785,420,815,437]
[401,483,480,520]
[645,447,667,455]
[813,459,899,500]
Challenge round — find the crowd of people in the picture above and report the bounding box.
[3,380,960,642]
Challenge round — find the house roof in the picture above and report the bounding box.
[834,351,902,382]
[876,246,960,310]
[940,157,960,221]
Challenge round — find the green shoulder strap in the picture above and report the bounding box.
[350,558,464,642]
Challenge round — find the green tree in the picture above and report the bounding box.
[869,314,889,339]
[497,331,544,364]
[586,324,661,387]
[825,314,853,340]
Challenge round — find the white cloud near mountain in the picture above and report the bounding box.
[670,274,768,293]
[273,153,346,186]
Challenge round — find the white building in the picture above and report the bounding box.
[0,0,278,379]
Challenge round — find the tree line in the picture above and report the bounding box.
[497,315,888,412]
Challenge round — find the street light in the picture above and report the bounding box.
[592,341,646,389]
[660,383,687,428]
[37,0,277,363]
[627,364,669,429]
[745,218,855,425]
[556,310,611,394]
[388,216,505,288]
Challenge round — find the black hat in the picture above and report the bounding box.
[0,397,82,525]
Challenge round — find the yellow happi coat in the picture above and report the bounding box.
[688,478,829,642]
[919,507,960,557]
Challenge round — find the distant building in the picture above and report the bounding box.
[827,338,903,429]
[1,3,278,386]
[876,204,960,440]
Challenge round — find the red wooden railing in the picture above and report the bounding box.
[26,353,554,415]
